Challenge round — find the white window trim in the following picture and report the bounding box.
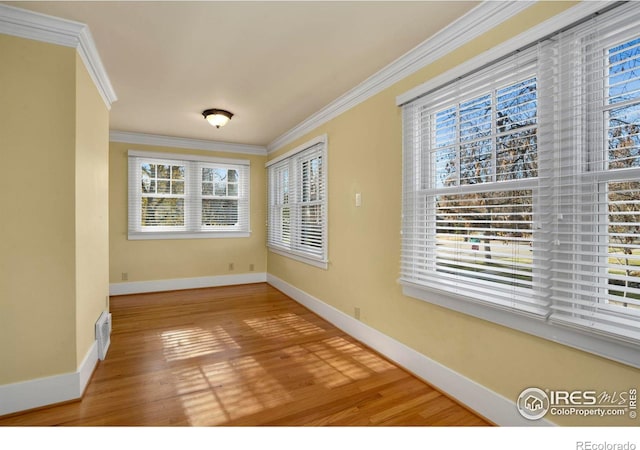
[266,135,329,269]
[398,3,640,369]
[128,150,251,240]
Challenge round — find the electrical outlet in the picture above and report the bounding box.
[121,272,128,281]
[229,263,234,271]
[354,307,361,320]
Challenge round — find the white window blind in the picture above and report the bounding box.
[128,150,250,239]
[267,136,328,268]
[401,47,547,318]
[543,7,640,344]
[401,2,640,361]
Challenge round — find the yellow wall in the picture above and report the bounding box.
[0,34,110,385]
[266,2,640,426]
[75,53,110,367]
[109,142,266,284]
[0,35,78,383]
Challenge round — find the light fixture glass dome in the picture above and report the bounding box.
[202,109,233,128]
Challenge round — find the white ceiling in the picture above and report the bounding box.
[5,1,479,147]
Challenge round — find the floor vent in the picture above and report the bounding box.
[95,311,112,360]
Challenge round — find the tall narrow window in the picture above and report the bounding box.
[267,136,328,268]
[128,150,250,239]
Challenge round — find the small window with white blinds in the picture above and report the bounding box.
[267,135,328,269]
[400,3,640,366]
[128,150,250,239]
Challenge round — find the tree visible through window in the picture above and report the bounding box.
[605,37,640,308]
[401,4,640,359]
[128,151,250,239]
[430,76,537,290]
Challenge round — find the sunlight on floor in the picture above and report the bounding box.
[161,326,240,361]
[243,312,325,339]
[283,336,395,388]
[170,313,396,424]
[175,357,293,425]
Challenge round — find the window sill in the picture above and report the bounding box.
[268,246,328,270]
[128,231,251,240]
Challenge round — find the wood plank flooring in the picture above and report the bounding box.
[0,283,490,426]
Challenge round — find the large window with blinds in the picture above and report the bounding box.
[267,135,328,268]
[128,150,250,239]
[400,3,640,366]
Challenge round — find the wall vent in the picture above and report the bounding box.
[95,311,112,360]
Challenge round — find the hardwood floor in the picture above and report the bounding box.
[0,283,490,426]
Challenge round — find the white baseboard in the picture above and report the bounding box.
[266,273,554,426]
[109,272,268,296]
[0,340,99,416]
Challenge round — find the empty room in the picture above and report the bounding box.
[1,0,639,440]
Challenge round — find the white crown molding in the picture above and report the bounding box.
[396,1,610,106]
[0,4,117,110]
[110,130,267,156]
[266,0,534,153]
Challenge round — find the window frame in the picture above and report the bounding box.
[267,135,328,269]
[128,150,251,240]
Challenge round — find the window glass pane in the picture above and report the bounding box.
[202,182,213,196]
[213,168,227,183]
[202,168,214,182]
[434,106,457,148]
[172,165,185,180]
[172,181,184,195]
[608,180,640,308]
[496,128,538,181]
[202,199,238,226]
[608,103,640,169]
[435,190,533,289]
[432,148,457,189]
[141,198,184,226]
[608,38,640,170]
[496,77,537,129]
[301,204,322,248]
[215,182,227,196]
[281,169,289,202]
[282,206,291,244]
[141,164,155,193]
[228,170,238,183]
[459,94,491,142]
[228,183,238,197]
[608,37,640,105]
[496,77,538,181]
[158,164,171,179]
[302,157,322,202]
[460,140,492,185]
[157,180,171,194]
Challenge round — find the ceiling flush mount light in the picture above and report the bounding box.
[202,108,233,128]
